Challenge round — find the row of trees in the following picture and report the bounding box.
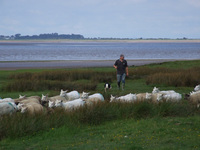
[0,33,84,40]
[0,33,189,40]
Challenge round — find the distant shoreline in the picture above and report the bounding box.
[0,59,196,70]
[0,39,200,43]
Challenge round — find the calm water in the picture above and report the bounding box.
[0,42,200,61]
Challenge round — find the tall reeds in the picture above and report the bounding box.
[3,67,200,92]
[146,67,200,87]
[3,70,114,92]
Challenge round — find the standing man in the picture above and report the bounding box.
[113,54,128,90]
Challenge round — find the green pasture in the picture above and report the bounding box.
[0,60,200,150]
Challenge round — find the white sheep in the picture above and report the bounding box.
[110,93,137,102]
[16,103,24,111]
[0,102,17,115]
[20,103,44,115]
[185,91,200,108]
[136,93,152,101]
[145,93,164,103]
[152,87,176,94]
[81,92,90,99]
[41,94,66,102]
[17,98,40,105]
[0,98,14,103]
[194,85,200,92]
[14,96,41,104]
[60,89,80,101]
[158,92,182,102]
[87,93,104,105]
[55,99,85,111]
[81,92,104,101]
[48,100,55,108]
[80,92,104,104]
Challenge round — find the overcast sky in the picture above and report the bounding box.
[0,0,200,38]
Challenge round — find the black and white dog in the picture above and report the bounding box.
[104,83,112,92]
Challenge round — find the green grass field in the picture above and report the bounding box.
[0,60,200,150]
[1,116,200,150]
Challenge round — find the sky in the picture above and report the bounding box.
[0,0,200,38]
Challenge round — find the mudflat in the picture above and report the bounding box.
[0,59,184,70]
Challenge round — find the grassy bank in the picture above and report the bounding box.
[1,116,200,150]
[0,60,200,149]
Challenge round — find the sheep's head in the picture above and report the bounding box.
[81,92,90,99]
[152,87,159,94]
[110,95,117,102]
[41,94,48,101]
[48,100,55,108]
[157,93,164,102]
[21,106,28,113]
[19,95,26,99]
[194,85,200,92]
[55,99,62,107]
[146,93,152,100]
[17,103,24,110]
[60,89,68,97]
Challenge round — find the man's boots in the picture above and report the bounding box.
[117,82,120,90]
[122,83,125,90]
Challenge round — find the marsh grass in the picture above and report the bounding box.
[0,101,199,140]
[146,67,200,87]
[3,80,97,92]
[4,70,114,92]
[9,70,115,82]
[3,66,200,92]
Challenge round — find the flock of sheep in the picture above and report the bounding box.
[111,85,200,107]
[0,85,200,116]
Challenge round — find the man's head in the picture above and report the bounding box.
[120,54,124,60]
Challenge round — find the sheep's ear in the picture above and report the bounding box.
[42,94,44,97]
[61,89,63,92]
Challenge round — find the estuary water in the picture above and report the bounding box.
[0,42,200,61]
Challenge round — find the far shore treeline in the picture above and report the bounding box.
[0,33,191,40]
[0,33,84,40]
